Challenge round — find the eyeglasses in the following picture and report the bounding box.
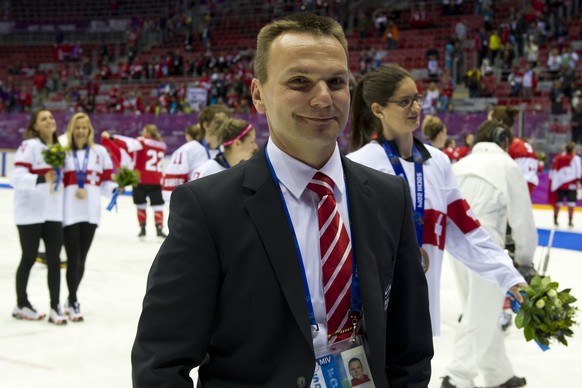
[386,94,425,109]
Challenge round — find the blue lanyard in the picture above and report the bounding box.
[380,140,425,247]
[264,147,361,335]
[201,139,211,159]
[73,146,90,189]
[217,152,231,169]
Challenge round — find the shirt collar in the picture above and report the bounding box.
[471,142,505,154]
[266,138,345,200]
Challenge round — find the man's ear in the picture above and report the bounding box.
[251,79,266,113]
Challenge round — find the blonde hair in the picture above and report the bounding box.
[421,115,445,141]
[208,112,252,148]
[185,123,203,142]
[143,124,162,141]
[66,112,95,149]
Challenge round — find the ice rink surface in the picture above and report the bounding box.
[0,182,580,388]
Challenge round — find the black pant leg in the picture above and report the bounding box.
[15,224,43,307]
[42,221,63,309]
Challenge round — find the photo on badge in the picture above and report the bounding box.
[342,347,375,388]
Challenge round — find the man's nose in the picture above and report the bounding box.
[309,81,332,109]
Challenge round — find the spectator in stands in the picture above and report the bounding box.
[521,62,537,99]
[455,20,467,41]
[524,36,539,67]
[559,63,577,100]
[480,68,496,98]
[79,92,95,114]
[465,66,482,98]
[427,55,440,83]
[445,38,455,75]
[482,2,494,31]
[410,2,431,28]
[550,79,566,115]
[561,45,579,70]
[571,90,582,144]
[383,19,399,50]
[547,47,562,80]
[508,66,523,97]
[488,29,502,65]
[474,27,488,66]
[374,11,387,37]
[423,82,440,114]
[500,43,515,80]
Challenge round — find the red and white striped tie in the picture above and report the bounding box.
[307,172,353,341]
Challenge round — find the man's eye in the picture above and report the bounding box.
[329,78,347,87]
[289,78,308,85]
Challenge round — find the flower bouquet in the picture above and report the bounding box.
[41,143,66,192]
[509,275,578,350]
[107,167,140,211]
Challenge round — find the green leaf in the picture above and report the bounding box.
[524,325,534,341]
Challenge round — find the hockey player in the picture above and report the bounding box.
[190,113,258,180]
[161,104,231,201]
[9,109,66,325]
[62,113,118,321]
[102,125,167,239]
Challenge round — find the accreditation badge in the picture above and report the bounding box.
[311,336,375,388]
[75,188,87,200]
[420,247,430,273]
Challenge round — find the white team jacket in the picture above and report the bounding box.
[347,140,524,335]
[9,138,64,225]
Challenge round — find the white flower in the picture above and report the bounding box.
[547,289,558,298]
[536,299,546,309]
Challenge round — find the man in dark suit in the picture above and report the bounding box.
[132,13,433,388]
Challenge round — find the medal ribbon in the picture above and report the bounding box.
[201,138,211,159]
[380,140,425,248]
[73,147,90,189]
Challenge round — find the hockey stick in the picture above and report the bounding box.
[539,228,556,277]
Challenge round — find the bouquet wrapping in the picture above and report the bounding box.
[107,167,140,211]
[41,143,66,192]
[509,275,578,351]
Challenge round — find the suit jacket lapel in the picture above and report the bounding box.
[343,157,387,369]
[242,149,314,349]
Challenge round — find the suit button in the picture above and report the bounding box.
[296,376,306,387]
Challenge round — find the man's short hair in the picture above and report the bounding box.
[254,13,348,83]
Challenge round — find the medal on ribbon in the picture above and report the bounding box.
[381,140,429,272]
[73,147,89,200]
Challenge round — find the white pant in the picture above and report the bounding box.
[446,257,515,388]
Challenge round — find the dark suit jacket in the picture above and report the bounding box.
[132,148,433,388]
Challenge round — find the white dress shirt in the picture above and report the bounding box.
[266,139,350,350]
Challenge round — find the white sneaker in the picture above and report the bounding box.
[48,305,67,325]
[12,305,46,320]
[67,301,83,322]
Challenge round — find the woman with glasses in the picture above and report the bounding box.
[347,64,525,340]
